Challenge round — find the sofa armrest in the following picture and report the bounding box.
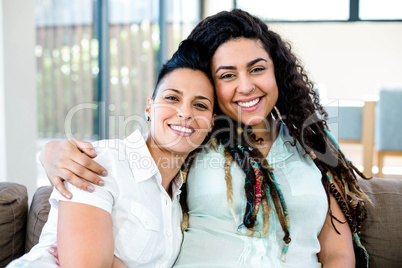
[358,177,402,268]
[25,185,53,253]
[0,182,28,267]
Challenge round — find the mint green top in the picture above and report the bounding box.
[174,125,328,267]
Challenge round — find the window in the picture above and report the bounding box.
[236,0,350,21]
[35,0,97,139]
[359,0,402,20]
[35,0,201,140]
[106,0,201,138]
[235,0,402,21]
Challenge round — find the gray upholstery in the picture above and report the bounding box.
[358,177,402,268]
[25,186,52,253]
[0,182,28,268]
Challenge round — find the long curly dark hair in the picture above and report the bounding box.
[179,9,371,265]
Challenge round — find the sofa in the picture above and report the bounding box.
[0,183,52,268]
[1,177,401,268]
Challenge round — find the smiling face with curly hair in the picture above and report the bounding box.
[211,38,278,129]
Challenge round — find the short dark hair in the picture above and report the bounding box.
[152,39,213,99]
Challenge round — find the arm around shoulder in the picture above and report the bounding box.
[40,139,107,199]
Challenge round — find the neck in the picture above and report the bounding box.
[251,117,279,142]
[145,135,187,196]
[250,118,280,157]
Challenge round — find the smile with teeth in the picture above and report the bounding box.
[237,97,260,108]
[169,125,194,133]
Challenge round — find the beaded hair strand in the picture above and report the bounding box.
[179,148,201,231]
[223,149,237,222]
[220,122,292,258]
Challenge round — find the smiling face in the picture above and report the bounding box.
[211,38,278,128]
[146,68,215,156]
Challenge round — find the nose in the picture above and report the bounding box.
[237,75,255,95]
[177,105,192,120]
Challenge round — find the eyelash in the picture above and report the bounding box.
[195,103,208,110]
[251,67,265,73]
[220,73,235,79]
[165,96,208,110]
[165,96,178,101]
[219,67,266,79]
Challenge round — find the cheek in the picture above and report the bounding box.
[216,86,232,109]
[271,84,279,101]
[197,114,213,128]
[153,105,175,119]
[267,74,279,95]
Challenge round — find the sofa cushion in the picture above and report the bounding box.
[358,177,402,268]
[25,185,52,253]
[0,182,28,267]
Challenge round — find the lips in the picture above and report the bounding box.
[237,97,261,108]
[168,124,195,137]
[235,97,262,111]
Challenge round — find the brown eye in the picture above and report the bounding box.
[251,67,265,73]
[195,103,208,110]
[220,73,235,79]
[165,96,178,101]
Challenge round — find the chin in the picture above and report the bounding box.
[169,142,199,155]
[239,118,263,127]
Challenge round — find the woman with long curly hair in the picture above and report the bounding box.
[40,9,370,267]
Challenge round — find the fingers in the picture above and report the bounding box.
[53,176,72,199]
[68,150,108,179]
[67,159,105,187]
[48,242,59,266]
[71,139,98,158]
[40,139,108,198]
[60,168,97,193]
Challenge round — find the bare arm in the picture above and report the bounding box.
[40,139,107,199]
[318,179,355,268]
[49,243,126,268]
[57,201,114,268]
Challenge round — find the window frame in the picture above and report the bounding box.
[234,0,402,23]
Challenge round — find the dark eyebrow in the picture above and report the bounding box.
[163,88,182,95]
[247,58,267,67]
[215,65,236,74]
[195,96,212,104]
[164,88,212,104]
[215,58,268,73]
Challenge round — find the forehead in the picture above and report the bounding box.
[156,68,214,99]
[212,38,270,65]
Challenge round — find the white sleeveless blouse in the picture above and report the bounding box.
[174,125,328,267]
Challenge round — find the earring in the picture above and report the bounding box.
[272,106,285,125]
[146,116,150,122]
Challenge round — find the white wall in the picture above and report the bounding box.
[0,0,37,198]
[0,0,5,181]
[271,22,402,101]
